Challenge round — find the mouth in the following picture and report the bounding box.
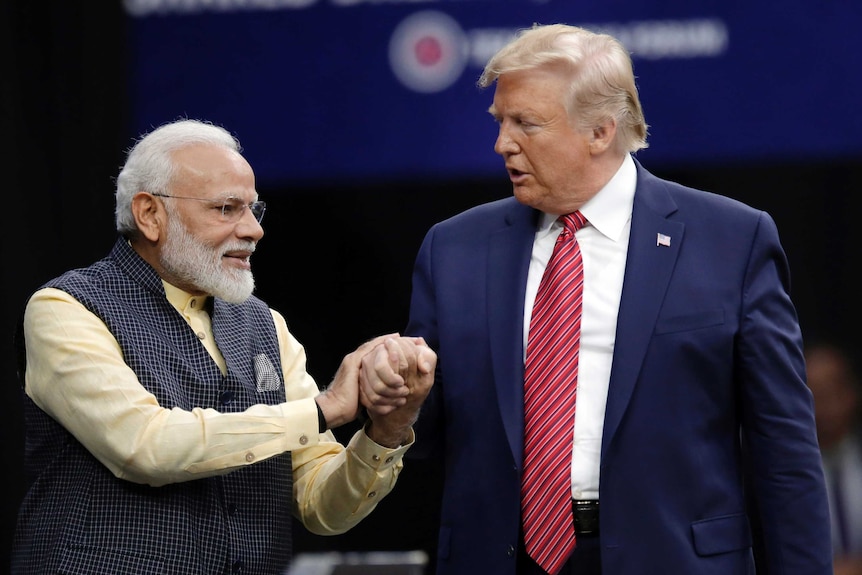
[507,166,528,184]
[223,248,254,269]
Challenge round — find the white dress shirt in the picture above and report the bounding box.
[524,153,636,500]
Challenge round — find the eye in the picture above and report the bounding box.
[220,198,245,217]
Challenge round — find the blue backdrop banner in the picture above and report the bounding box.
[124,0,862,187]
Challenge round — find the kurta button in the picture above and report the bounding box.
[368,491,377,498]
[196,331,206,340]
[299,435,309,445]
[372,454,380,462]
[219,391,235,405]
[245,452,255,462]
[384,456,394,464]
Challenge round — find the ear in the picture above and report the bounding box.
[589,117,618,154]
[131,192,165,242]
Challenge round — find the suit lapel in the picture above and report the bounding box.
[484,169,682,465]
[602,165,683,456]
[488,201,537,467]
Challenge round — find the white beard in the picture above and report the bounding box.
[160,213,256,304]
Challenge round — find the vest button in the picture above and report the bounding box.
[219,391,235,405]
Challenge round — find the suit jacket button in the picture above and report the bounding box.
[507,545,515,557]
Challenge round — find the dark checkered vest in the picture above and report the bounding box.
[13,238,294,574]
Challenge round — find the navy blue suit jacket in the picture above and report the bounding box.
[405,160,832,575]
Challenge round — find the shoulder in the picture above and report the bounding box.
[635,162,766,225]
[430,196,531,235]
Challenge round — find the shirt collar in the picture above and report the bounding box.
[163,280,210,315]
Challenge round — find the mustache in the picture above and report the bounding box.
[220,241,256,254]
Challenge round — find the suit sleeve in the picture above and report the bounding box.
[736,211,832,573]
[404,226,445,459]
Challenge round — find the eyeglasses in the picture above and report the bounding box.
[151,193,266,224]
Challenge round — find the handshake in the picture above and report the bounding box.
[315,334,437,448]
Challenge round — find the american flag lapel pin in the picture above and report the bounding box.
[656,233,671,247]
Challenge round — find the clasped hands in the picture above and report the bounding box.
[316,333,436,448]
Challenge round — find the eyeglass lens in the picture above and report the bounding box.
[222,198,266,223]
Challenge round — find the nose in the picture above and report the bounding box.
[237,207,265,241]
[494,124,518,156]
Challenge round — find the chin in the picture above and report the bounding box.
[210,273,255,304]
[513,187,541,209]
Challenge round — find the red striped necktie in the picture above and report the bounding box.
[522,211,588,574]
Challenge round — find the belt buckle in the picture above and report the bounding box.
[573,500,599,536]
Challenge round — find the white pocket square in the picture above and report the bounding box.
[254,353,282,392]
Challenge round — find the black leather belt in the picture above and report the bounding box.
[573,500,599,536]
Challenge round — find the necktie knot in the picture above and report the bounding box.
[560,211,588,236]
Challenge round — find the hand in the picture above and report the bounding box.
[359,336,436,447]
[315,333,399,430]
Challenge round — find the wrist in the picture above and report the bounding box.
[364,419,410,449]
[315,392,349,430]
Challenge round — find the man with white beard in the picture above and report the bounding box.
[10,118,435,575]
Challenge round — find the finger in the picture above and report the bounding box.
[360,347,407,399]
[385,338,410,374]
[360,383,395,414]
[371,344,408,391]
[360,380,407,410]
[340,335,395,381]
[395,337,436,374]
[417,346,437,374]
[354,333,399,357]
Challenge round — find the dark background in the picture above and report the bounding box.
[3,2,861,573]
